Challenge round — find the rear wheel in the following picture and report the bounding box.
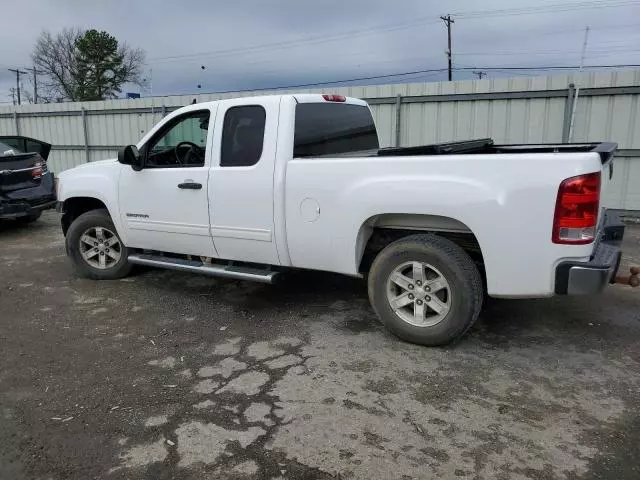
[66,209,132,280]
[368,234,483,346]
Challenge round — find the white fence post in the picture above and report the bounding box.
[395,94,402,147]
[81,108,90,163]
[13,111,19,136]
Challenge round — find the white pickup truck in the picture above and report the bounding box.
[57,93,625,346]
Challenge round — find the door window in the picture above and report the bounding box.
[146,110,210,168]
[220,106,266,167]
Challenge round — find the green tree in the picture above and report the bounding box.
[32,28,145,102]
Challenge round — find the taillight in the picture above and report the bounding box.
[322,94,346,102]
[31,161,47,179]
[552,172,600,244]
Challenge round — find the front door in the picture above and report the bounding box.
[118,107,218,257]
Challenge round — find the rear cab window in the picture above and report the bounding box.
[294,103,379,157]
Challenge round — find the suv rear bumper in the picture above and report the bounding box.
[555,210,624,295]
[0,198,56,219]
[0,172,56,219]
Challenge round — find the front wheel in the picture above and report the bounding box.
[66,209,132,280]
[368,234,483,347]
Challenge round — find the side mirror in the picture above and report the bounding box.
[118,145,143,171]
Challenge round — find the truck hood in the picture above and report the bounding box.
[58,158,120,186]
[69,158,118,170]
[58,158,118,178]
[57,158,121,203]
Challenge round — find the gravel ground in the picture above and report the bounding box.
[1,211,639,480]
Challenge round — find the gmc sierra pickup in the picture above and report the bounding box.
[57,94,625,346]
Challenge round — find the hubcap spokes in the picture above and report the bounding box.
[386,261,452,327]
[79,227,122,269]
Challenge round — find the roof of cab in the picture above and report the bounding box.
[180,93,366,110]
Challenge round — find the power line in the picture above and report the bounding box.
[147,17,441,65]
[460,64,640,71]
[455,47,640,56]
[450,0,640,19]
[140,1,640,69]
[205,68,451,93]
[189,63,640,96]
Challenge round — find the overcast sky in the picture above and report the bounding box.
[1,0,639,103]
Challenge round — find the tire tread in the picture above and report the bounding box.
[65,209,132,280]
[368,234,483,346]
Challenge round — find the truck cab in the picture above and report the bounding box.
[60,95,378,265]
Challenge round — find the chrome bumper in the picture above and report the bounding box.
[555,211,624,295]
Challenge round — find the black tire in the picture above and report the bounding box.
[66,209,132,280]
[15,212,42,224]
[368,234,483,347]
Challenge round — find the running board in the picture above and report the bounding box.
[128,254,280,284]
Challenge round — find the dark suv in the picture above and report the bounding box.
[0,136,56,224]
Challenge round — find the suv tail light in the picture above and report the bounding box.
[31,160,47,179]
[322,94,346,102]
[552,172,600,244]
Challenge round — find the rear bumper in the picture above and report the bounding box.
[0,172,56,219]
[0,198,56,219]
[555,211,624,295]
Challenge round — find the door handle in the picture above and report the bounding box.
[178,181,202,190]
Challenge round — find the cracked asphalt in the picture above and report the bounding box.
[1,211,639,480]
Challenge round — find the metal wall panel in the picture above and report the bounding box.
[1,70,639,211]
[89,149,119,163]
[624,157,640,210]
[603,157,640,211]
[371,104,396,148]
[0,117,15,135]
[48,150,85,173]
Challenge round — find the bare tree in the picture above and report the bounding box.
[31,28,145,102]
[118,43,146,87]
[32,28,81,102]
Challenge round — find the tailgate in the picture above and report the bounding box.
[596,143,616,228]
[0,136,51,194]
[0,153,45,193]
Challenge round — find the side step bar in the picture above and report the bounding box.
[128,253,280,284]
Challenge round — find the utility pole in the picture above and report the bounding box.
[568,26,591,142]
[8,68,27,105]
[9,88,16,106]
[440,15,455,81]
[473,71,487,79]
[26,67,38,104]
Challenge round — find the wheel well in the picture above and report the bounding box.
[61,197,108,235]
[358,226,485,281]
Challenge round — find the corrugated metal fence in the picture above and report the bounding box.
[1,70,639,211]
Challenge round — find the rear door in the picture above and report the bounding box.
[208,97,281,265]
